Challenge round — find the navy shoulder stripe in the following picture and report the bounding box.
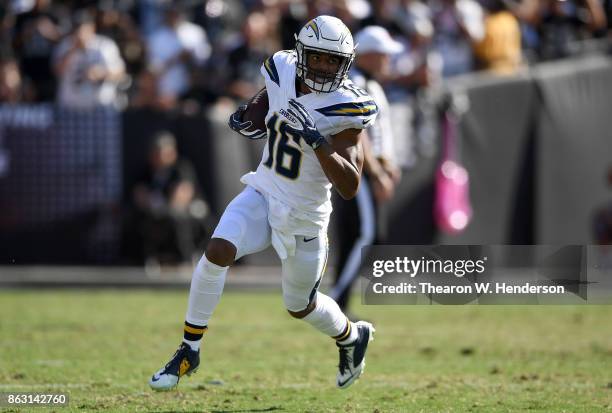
[263,56,280,86]
[315,100,378,117]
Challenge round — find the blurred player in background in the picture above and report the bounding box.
[330,26,402,318]
[150,16,377,391]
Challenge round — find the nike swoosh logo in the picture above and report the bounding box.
[337,373,357,387]
[303,237,317,242]
[362,119,371,125]
[151,376,160,382]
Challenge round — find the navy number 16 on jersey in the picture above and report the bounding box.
[263,113,303,180]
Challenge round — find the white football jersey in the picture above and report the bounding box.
[241,50,378,231]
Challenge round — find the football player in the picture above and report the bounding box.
[149,15,377,391]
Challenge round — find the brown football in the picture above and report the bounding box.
[242,88,269,131]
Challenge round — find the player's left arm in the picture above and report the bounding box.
[314,128,364,200]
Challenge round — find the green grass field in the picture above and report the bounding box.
[0,289,611,412]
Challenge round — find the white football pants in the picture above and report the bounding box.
[211,186,328,311]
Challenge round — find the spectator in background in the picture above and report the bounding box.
[146,7,210,109]
[394,0,434,41]
[53,9,125,109]
[430,0,485,77]
[225,11,274,100]
[533,0,607,59]
[474,0,522,74]
[386,0,440,163]
[132,131,212,267]
[12,0,63,101]
[95,0,145,77]
[177,1,254,108]
[191,0,247,46]
[0,3,13,58]
[361,0,405,35]
[506,0,543,62]
[605,0,612,32]
[0,58,32,103]
[278,0,326,50]
[391,0,438,93]
[137,0,168,37]
[130,68,166,110]
[329,0,363,32]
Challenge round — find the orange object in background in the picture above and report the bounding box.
[474,11,522,74]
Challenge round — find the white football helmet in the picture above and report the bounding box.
[295,15,355,93]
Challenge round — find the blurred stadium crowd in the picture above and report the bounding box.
[0,0,610,109]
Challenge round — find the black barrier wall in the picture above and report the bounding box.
[1,55,611,264]
[381,56,612,248]
[534,56,612,244]
[0,106,121,263]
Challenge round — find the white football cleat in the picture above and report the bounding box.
[149,343,200,391]
[336,321,375,389]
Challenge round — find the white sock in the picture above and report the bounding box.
[183,338,202,351]
[302,292,351,339]
[184,255,228,348]
[337,321,359,345]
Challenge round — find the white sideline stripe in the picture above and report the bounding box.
[330,179,375,300]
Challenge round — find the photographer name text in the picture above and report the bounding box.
[371,282,566,295]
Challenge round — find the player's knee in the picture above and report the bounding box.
[205,238,237,267]
[286,298,317,319]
